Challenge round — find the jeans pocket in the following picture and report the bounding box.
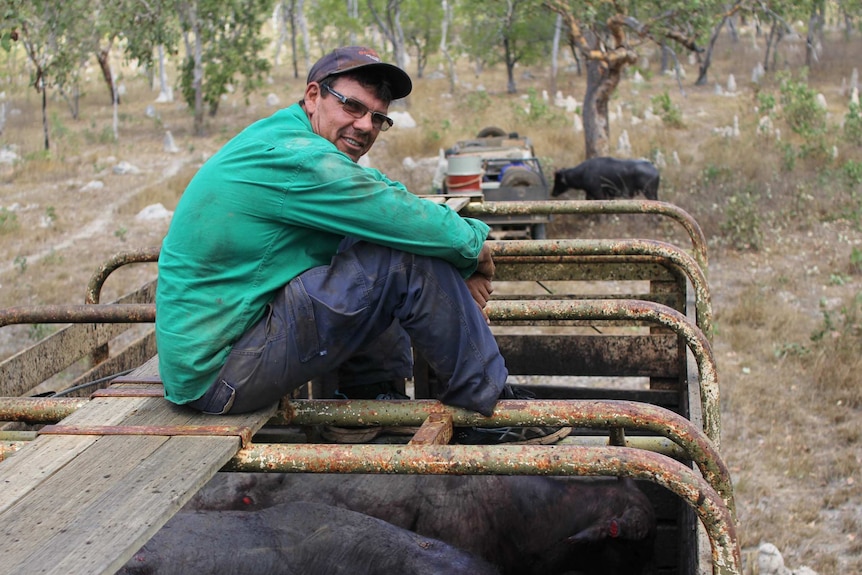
[198,379,236,415]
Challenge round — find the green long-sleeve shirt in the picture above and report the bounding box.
[155,103,490,404]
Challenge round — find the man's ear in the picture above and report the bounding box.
[304,82,322,115]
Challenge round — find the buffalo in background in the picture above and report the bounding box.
[552,157,660,200]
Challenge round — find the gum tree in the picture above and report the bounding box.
[544,0,727,158]
[461,0,556,94]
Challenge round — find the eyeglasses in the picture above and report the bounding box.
[323,84,394,132]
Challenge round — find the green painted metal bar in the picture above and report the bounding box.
[224,443,739,575]
[463,199,708,270]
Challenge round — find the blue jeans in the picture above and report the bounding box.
[188,238,507,417]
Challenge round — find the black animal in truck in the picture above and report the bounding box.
[552,157,660,200]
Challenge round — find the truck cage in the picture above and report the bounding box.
[0,200,740,575]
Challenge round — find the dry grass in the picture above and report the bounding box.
[2,28,862,574]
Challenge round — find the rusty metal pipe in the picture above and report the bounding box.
[0,397,89,422]
[224,443,740,575]
[86,247,161,304]
[464,200,708,270]
[486,298,720,447]
[0,395,731,514]
[487,238,712,337]
[0,304,155,328]
[277,397,733,516]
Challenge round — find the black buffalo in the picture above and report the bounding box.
[552,157,660,200]
[117,501,500,575]
[185,473,657,575]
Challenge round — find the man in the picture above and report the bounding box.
[155,46,569,445]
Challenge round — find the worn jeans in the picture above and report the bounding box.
[188,238,507,417]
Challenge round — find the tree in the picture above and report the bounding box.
[3,0,96,150]
[401,0,444,78]
[461,0,555,94]
[367,0,410,74]
[545,0,724,158]
[174,0,274,136]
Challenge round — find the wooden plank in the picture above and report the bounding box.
[0,366,277,575]
[0,397,151,514]
[443,196,471,212]
[4,435,240,575]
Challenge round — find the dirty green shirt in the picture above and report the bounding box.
[155,103,490,405]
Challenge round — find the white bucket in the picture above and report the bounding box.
[446,156,483,193]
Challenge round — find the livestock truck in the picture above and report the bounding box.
[0,200,738,575]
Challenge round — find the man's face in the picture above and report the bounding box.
[304,77,389,162]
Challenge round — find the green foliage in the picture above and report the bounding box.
[811,293,862,343]
[778,72,830,159]
[843,160,862,188]
[13,255,27,273]
[0,207,19,234]
[650,90,684,128]
[464,90,491,115]
[850,248,862,275]
[178,0,274,121]
[756,91,776,117]
[843,102,862,145]
[114,227,128,242]
[720,189,763,251]
[701,164,732,185]
[513,88,565,125]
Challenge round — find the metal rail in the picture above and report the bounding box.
[0,396,732,516]
[0,298,717,444]
[488,238,712,338]
[465,199,708,270]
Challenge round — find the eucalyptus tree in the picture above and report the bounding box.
[2,0,96,149]
[173,0,274,136]
[460,0,556,94]
[306,0,366,56]
[401,0,444,78]
[367,0,409,73]
[112,0,182,102]
[545,0,727,158]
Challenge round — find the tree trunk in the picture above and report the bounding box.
[156,45,173,102]
[289,0,299,79]
[696,15,728,86]
[504,37,517,94]
[298,0,310,74]
[41,77,49,150]
[96,42,119,105]
[582,58,609,158]
[763,18,777,72]
[550,14,562,97]
[440,0,456,94]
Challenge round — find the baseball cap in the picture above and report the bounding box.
[307,46,412,100]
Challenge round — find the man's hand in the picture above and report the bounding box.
[466,244,495,324]
[475,243,495,280]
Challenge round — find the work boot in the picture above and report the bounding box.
[454,385,572,445]
[321,380,415,443]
